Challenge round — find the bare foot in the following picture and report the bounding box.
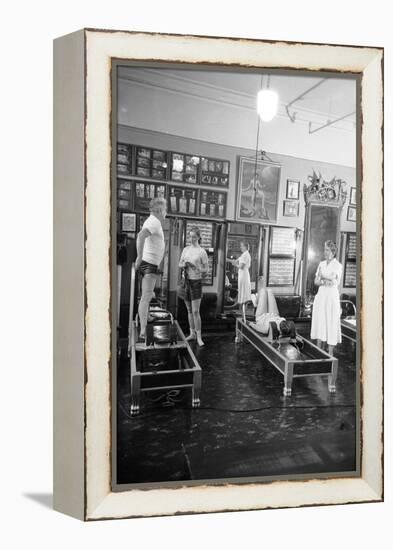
[186,332,196,341]
[196,336,205,347]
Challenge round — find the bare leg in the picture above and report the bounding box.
[328,358,339,393]
[184,300,196,340]
[242,303,246,322]
[328,344,334,356]
[257,288,268,314]
[316,338,322,348]
[266,289,279,315]
[138,273,157,337]
[192,298,204,346]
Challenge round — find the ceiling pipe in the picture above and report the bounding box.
[308,111,356,134]
[285,78,327,123]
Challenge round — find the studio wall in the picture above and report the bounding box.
[118,125,356,299]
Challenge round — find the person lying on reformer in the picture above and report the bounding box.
[249,287,298,343]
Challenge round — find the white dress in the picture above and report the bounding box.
[310,258,343,346]
[237,251,252,304]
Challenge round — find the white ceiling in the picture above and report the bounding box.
[118,67,357,131]
[117,66,357,166]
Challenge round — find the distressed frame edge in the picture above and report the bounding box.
[53,29,86,520]
[82,30,383,521]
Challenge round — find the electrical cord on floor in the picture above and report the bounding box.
[118,399,356,421]
[145,389,183,407]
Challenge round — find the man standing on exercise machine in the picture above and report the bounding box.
[135,196,167,340]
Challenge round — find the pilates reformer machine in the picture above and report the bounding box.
[127,263,202,415]
[340,300,357,344]
[235,307,339,397]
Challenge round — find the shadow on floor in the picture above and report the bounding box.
[23,493,53,509]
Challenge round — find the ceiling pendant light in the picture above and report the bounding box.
[257,89,278,121]
[257,75,278,122]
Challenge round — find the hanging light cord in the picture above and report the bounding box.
[253,75,264,185]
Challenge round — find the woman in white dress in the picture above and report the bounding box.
[310,240,343,355]
[228,241,252,318]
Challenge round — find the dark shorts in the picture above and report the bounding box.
[184,279,202,302]
[139,260,159,276]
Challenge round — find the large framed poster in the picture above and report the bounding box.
[236,156,281,224]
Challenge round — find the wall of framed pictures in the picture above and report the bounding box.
[199,190,226,218]
[117,142,229,222]
[133,181,166,213]
[168,186,198,216]
[118,125,356,234]
[117,143,132,175]
[117,178,133,210]
[200,157,230,187]
[135,146,169,179]
[117,126,356,300]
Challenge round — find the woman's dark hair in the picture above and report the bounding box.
[279,320,296,339]
[324,240,337,257]
[190,226,202,244]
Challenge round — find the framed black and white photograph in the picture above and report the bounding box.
[286,178,300,199]
[347,205,356,222]
[54,29,383,522]
[350,186,356,205]
[236,156,281,224]
[121,212,136,233]
[283,199,299,217]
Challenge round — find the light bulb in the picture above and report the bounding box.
[257,89,279,121]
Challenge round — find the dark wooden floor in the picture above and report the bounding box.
[116,326,357,485]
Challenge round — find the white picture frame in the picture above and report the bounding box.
[54,28,383,521]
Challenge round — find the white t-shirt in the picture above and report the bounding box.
[180,245,208,280]
[141,215,165,266]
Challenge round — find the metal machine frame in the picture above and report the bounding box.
[340,300,357,344]
[128,263,202,415]
[235,318,339,396]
